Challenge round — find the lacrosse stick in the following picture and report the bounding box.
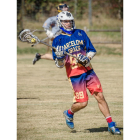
[31,36,49,47]
[18,29,77,59]
[31,29,62,47]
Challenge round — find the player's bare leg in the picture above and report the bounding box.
[93,92,110,118]
[33,53,53,65]
[41,53,53,60]
[93,92,121,135]
[71,101,88,113]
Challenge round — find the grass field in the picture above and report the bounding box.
[17,54,123,140]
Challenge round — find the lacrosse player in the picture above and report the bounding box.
[33,3,70,65]
[52,11,121,135]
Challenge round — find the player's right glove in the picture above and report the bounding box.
[77,54,90,67]
[55,46,66,59]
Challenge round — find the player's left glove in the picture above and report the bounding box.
[55,46,66,59]
[46,30,55,39]
[77,54,90,67]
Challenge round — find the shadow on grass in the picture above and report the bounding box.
[71,127,123,133]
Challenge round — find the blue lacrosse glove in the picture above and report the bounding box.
[55,46,66,59]
[77,54,90,67]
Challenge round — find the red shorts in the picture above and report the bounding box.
[69,70,103,103]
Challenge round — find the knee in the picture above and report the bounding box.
[94,92,105,102]
[98,92,105,100]
[80,101,88,109]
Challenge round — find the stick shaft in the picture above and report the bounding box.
[40,41,78,59]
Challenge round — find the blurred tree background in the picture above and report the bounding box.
[17,0,123,56]
[17,0,123,33]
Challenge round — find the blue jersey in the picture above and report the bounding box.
[52,29,96,77]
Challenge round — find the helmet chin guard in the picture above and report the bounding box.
[60,27,73,34]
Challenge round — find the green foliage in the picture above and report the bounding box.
[68,0,88,19]
[17,0,123,20]
[76,0,88,19]
[95,0,123,19]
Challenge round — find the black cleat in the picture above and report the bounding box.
[33,53,41,65]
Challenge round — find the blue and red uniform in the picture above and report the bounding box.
[52,29,103,102]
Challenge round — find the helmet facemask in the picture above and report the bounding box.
[57,11,75,34]
[61,20,74,31]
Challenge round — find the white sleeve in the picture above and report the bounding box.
[42,16,56,29]
[86,51,96,59]
[42,19,51,30]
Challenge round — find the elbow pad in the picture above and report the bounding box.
[55,58,64,68]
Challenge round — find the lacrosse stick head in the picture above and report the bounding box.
[18,29,40,44]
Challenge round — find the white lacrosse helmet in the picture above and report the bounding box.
[57,11,75,34]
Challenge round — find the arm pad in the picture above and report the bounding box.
[86,51,96,60]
